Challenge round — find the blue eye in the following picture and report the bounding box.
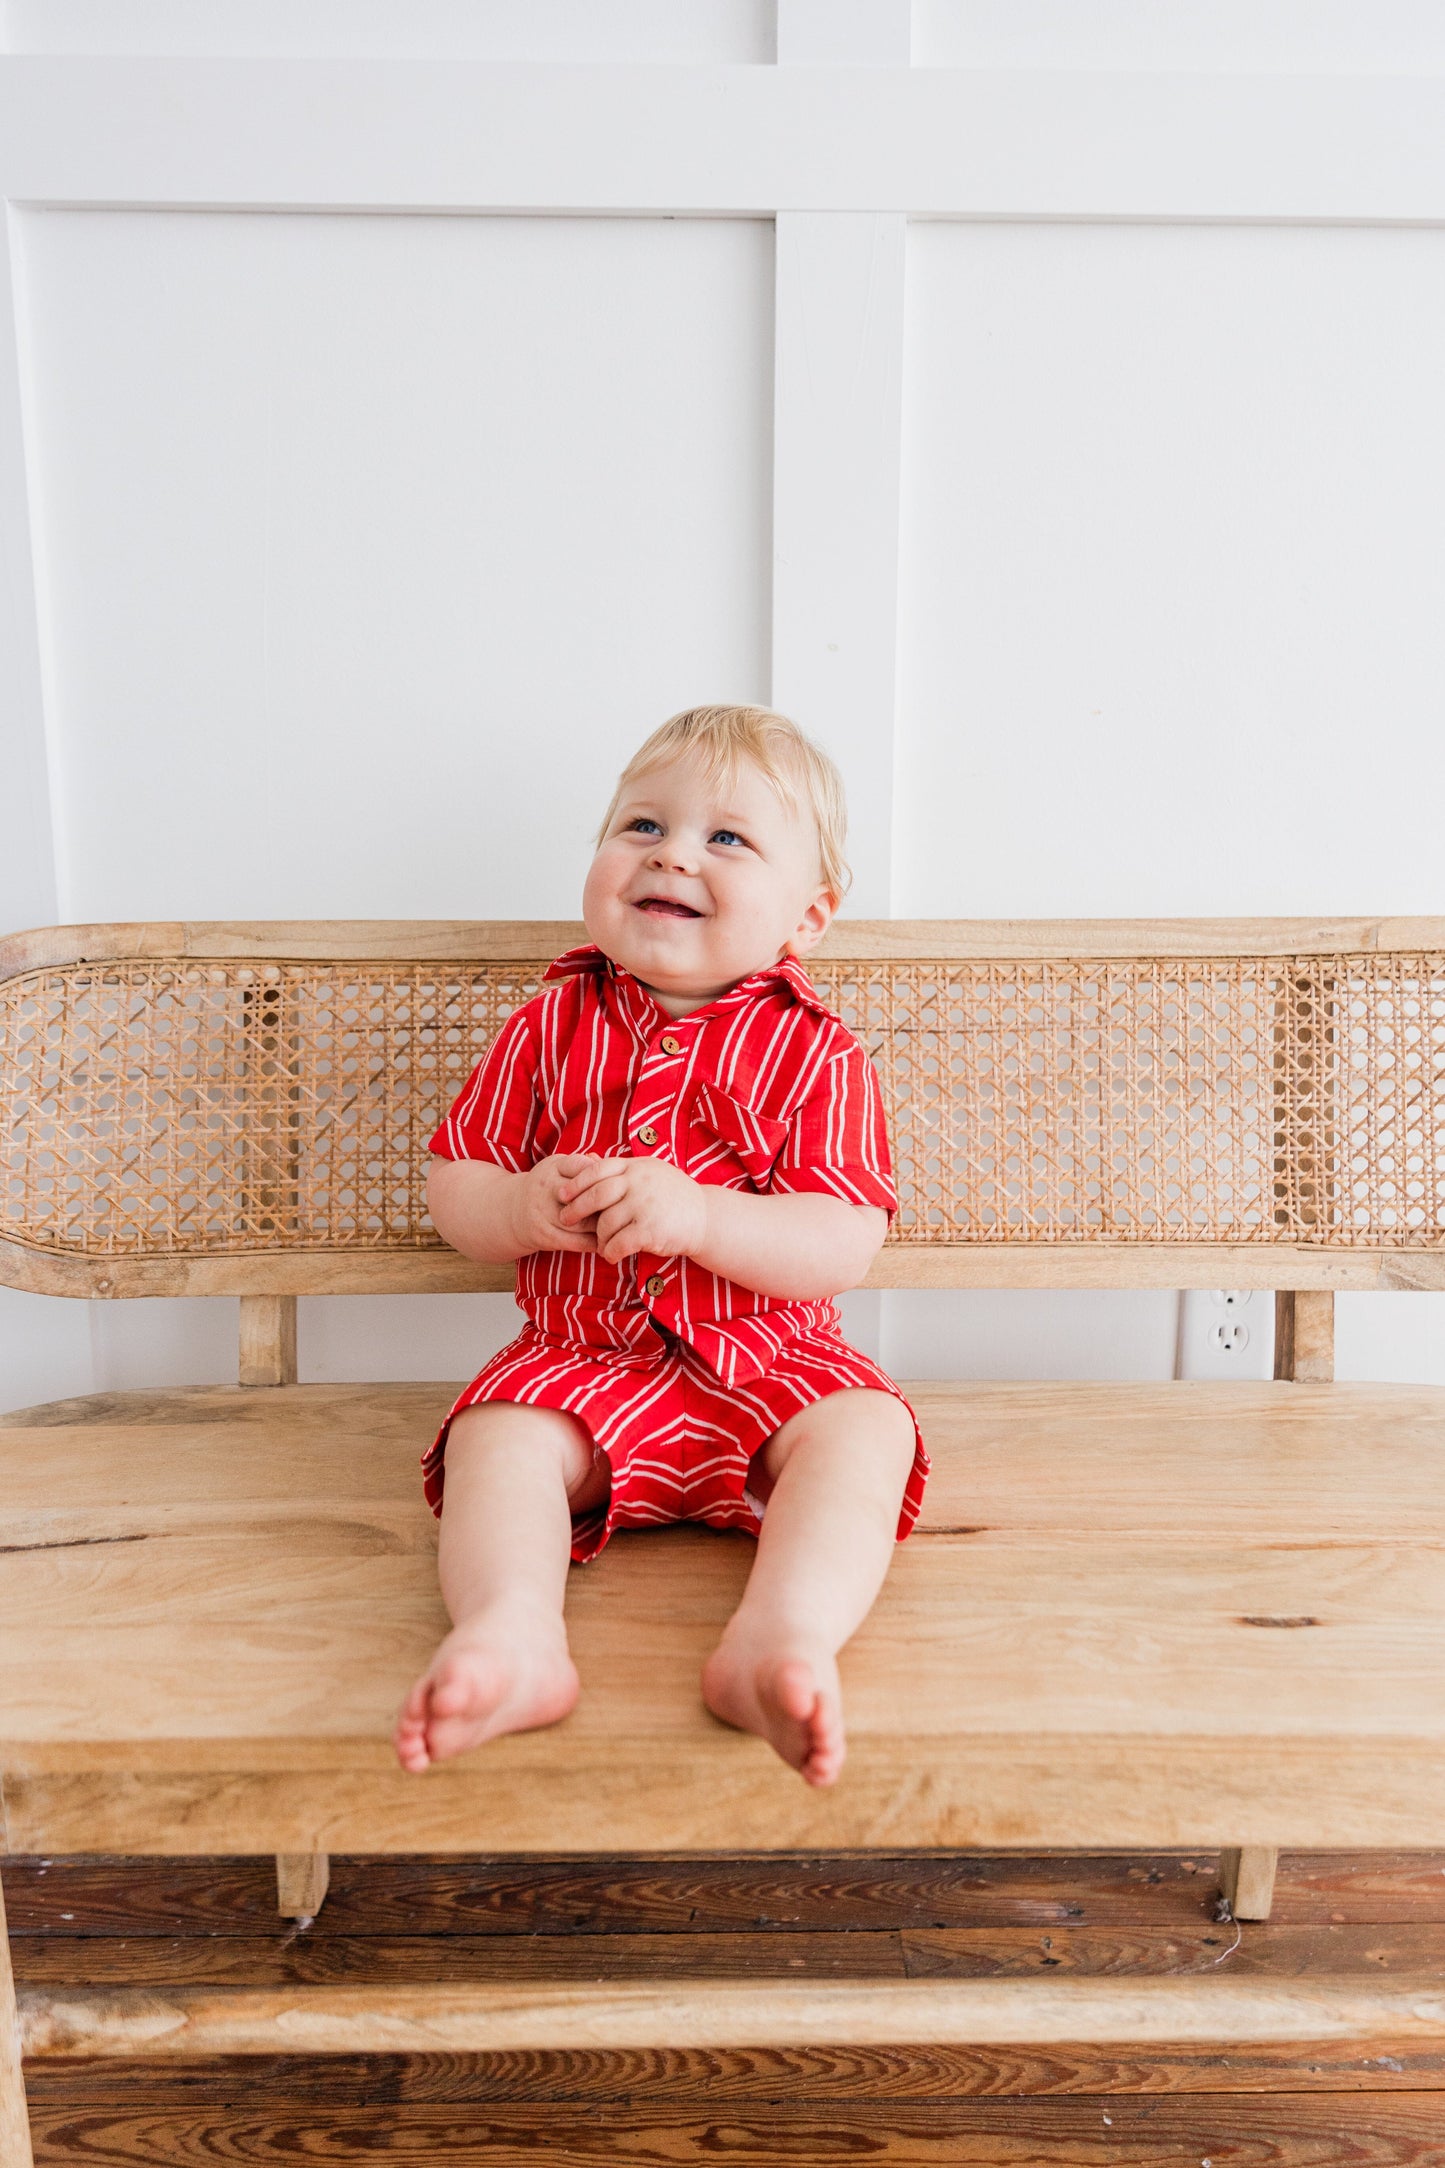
[626,818,663,836]
[710,828,746,848]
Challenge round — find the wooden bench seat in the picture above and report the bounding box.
[5,1377,1445,1858]
[7,1373,1445,2077]
[4,917,1445,2159]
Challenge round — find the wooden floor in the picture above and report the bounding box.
[9,1850,1445,2163]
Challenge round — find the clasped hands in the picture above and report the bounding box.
[511,1151,710,1266]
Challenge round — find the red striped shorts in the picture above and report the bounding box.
[422,1322,929,1564]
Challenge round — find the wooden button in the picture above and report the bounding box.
[660,1035,682,1055]
[637,1124,658,1147]
[645,1273,666,1297]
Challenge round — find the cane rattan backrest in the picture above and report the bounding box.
[3,920,1444,1296]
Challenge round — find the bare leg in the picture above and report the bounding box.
[393,1402,607,1771]
[700,1389,917,1788]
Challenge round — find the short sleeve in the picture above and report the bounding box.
[428,1001,544,1171]
[770,1037,898,1216]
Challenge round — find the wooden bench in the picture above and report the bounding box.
[4,915,1445,2159]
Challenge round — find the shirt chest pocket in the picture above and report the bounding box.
[685,1082,790,1190]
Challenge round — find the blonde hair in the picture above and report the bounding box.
[597,704,851,904]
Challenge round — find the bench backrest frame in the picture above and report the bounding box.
[3,917,1444,1299]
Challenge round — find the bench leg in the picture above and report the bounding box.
[1273,1290,1334,1383]
[240,1294,298,1388]
[276,1853,330,1922]
[1219,1846,1278,1921]
[0,1872,35,2168]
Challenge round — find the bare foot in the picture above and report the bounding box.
[700,1636,845,1787]
[394,1613,580,1772]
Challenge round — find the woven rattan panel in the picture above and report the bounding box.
[2,953,1443,1258]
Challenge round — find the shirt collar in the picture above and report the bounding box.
[543,942,831,1018]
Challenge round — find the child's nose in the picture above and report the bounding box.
[648,838,699,872]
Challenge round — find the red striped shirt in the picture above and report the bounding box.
[429,943,897,1388]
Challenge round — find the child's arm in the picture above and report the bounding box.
[694,1186,887,1301]
[555,1159,885,1301]
[428,1154,603,1264]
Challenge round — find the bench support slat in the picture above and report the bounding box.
[239,1295,298,1388]
[276,1852,329,1920]
[0,1876,35,2168]
[1274,1290,1335,1384]
[1219,1845,1279,1921]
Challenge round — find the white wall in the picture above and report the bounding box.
[2,1,1442,1409]
[912,0,1445,72]
[897,220,1445,921]
[19,208,772,923]
[0,0,776,63]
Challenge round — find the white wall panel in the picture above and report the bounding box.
[9,203,770,1397]
[885,1288,1181,1383]
[0,208,54,937]
[3,1,773,63]
[897,221,1445,920]
[777,0,909,66]
[17,209,772,921]
[80,1293,529,1395]
[914,0,1445,73]
[9,65,1442,223]
[1337,1293,1445,1387]
[0,1289,92,1413]
[771,211,905,913]
[87,1296,240,1392]
[302,1294,522,1385]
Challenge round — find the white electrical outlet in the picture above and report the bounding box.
[1176,1289,1274,1380]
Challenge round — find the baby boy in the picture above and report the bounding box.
[394,704,928,1787]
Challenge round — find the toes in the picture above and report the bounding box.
[801,1726,845,1788]
[772,1662,844,1787]
[393,1708,432,1772]
[703,1647,846,1785]
[395,1635,577,1772]
[398,1678,430,1724]
[762,1661,837,1775]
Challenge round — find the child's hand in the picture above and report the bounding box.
[556,1156,709,1265]
[510,1155,605,1254]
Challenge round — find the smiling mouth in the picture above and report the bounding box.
[634,898,702,919]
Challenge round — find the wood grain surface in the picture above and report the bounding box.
[8,915,1445,980]
[5,1381,1445,1852]
[10,1850,1445,1935]
[23,2094,1445,2164]
[30,1976,1445,2056]
[11,1851,1445,2161]
[11,1239,1444,1302]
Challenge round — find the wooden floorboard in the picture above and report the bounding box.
[23,2042,1445,2101]
[10,1851,1445,2161]
[25,2096,1445,2164]
[13,1924,1445,1986]
[12,1850,1445,1935]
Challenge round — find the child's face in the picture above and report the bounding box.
[582,752,835,1009]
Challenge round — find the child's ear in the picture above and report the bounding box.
[785,888,837,960]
